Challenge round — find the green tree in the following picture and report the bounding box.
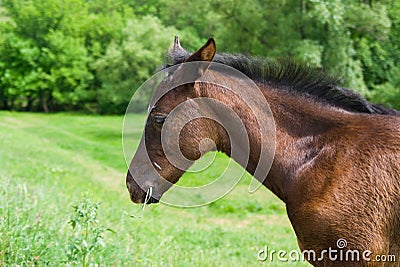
[94,15,177,113]
[0,0,93,111]
[0,0,398,112]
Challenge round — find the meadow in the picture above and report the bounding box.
[0,112,308,266]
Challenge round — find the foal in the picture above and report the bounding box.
[126,37,400,266]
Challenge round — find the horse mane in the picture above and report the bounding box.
[167,50,400,116]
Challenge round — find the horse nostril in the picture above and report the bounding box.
[126,175,153,204]
[147,196,159,204]
[126,174,136,194]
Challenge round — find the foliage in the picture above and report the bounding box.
[0,0,93,112]
[94,15,177,114]
[0,0,399,113]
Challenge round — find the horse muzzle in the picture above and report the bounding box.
[126,171,160,204]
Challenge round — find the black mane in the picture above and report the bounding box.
[167,50,399,116]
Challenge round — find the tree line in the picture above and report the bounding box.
[0,0,399,114]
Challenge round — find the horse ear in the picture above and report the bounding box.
[170,36,191,64]
[172,35,187,53]
[185,38,216,62]
[173,35,182,50]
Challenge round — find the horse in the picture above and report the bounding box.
[126,36,400,266]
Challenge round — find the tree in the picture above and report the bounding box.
[0,0,398,112]
[0,0,93,111]
[94,15,177,113]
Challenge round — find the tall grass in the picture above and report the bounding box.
[0,177,61,265]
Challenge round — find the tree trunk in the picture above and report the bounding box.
[2,99,9,110]
[0,89,8,110]
[26,96,33,111]
[40,91,49,113]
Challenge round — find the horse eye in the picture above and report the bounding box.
[154,114,166,124]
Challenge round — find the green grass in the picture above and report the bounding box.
[0,112,309,266]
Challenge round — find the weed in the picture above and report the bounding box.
[66,194,114,267]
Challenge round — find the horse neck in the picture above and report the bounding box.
[262,88,353,201]
[203,84,351,202]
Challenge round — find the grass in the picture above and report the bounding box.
[0,111,309,266]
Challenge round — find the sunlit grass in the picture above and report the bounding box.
[0,112,308,266]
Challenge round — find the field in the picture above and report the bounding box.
[0,112,308,266]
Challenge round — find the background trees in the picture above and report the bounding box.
[0,0,399,113]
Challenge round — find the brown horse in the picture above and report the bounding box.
[126,37,400,266]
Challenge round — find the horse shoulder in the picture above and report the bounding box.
[285,116,400,257]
